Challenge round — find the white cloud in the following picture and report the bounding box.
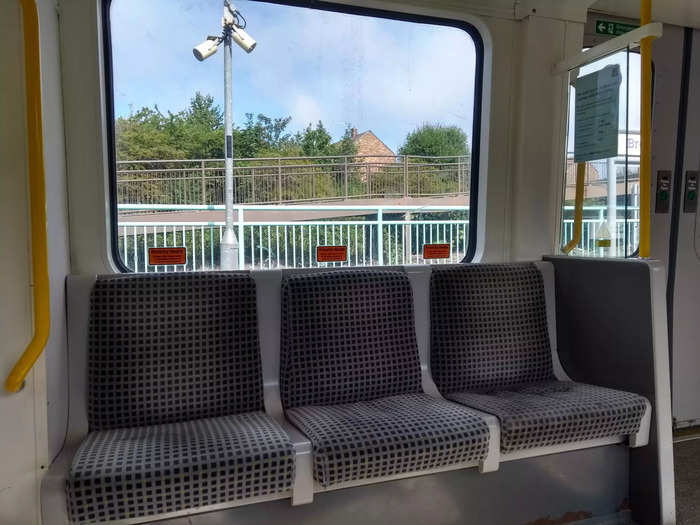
[291,93,323,128]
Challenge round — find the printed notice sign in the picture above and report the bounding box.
[317,246,347,262]
[149,247,186,266]
[574,64,622,163]
[423,243,451,259]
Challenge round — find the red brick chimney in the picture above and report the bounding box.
[351,128,358,139]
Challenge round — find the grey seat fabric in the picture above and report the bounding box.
[286,393,490,487]
[280,269,491,487]
[68,273,293,524]
[430,263,555,392]
[67,413,295,524]
[87,272,263,430]
[280,269,422,408]
[447,381,647,452]
[430,263,648,452]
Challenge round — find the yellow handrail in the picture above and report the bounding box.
[563,162,586,254]
[5,0,50,394]
[639,0,652,257]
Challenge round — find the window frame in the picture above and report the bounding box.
[102,0,485,272]
[559,47,654,259]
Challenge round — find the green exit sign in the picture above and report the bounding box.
[595,20,638,36]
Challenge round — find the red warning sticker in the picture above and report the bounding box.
[149,247,187,266]
[317,246,348,262]
[423,243,451,259]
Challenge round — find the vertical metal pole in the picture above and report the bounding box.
[607,157,617,254]
[404,211,411,264]
[278,158,282,203]
[344,156,349,199]
[377,208,383,265]
[639,0,653,257]
[220,24,239,269]
[201,159,206,205]
[404,155,409,197]
[238,208,245,269]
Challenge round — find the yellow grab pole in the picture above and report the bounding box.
[639,0,653,257]
[5,0,50,393]
[563,162,586,254]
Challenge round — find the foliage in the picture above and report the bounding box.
[398,123,470,158]
[115,92,356,162]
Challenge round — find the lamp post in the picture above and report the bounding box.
[193,1,256,269]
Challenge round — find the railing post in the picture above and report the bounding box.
[404,155,409,197]
[367,164,371,198]
[251,168,256,203]
[201,160,206,205]
[404,211,411,263]
[377,207,383,265]
[278,158,282,203]
[238,207,245,270]
[344,156,349,199]
[457,156,461,194]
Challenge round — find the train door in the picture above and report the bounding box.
[651,26,700,428]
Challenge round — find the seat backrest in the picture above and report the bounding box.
[430,263,554,393]
[280,269,422,409]
[87,272,263,430]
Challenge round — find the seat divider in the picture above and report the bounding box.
[406,264,501,472]
[253,270,314,505]
[479,413,501,473]
[533,261,572,381]
[405,265,442,397]
[630,399,652,448]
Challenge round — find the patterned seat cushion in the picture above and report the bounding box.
[430,263,555,393]
[286,393,490,487]
[88,272,262,430]
[280,269,422,409]
[67,413,295,524]
[447,381,647,452]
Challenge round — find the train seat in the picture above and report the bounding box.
[279,269,495,488]
[429,263,652,456]
[65,273,296,524]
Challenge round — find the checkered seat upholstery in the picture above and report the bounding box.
[280,270,491,487]
[430,263,648,453]
[66,273,295,524]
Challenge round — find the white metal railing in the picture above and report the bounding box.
[117,204,470,272]
[116,204,640,272]
[561,205,640,257]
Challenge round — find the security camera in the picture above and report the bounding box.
[232,26,256,53]
[193,39,219,61]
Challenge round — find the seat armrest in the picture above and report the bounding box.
[630,398,652,448]
[274,416,314,505]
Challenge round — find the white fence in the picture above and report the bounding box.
[117,204,640,272]
[561,205,640,257]
[118,205,470,272]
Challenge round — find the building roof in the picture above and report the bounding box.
[349,128,395,156]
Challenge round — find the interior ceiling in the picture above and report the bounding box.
[346,0,700,27]
[591,0,700,28]
[444,0,700,26]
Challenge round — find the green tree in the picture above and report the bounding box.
[178,92,225,159]
[115,107,185,161]
[398,124,469,157]
[298,121,333,157]
[330,125,359,157]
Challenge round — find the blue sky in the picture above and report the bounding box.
[110,0,477,153]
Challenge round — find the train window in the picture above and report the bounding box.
[561,47,642,257]
[104,0,483,272]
